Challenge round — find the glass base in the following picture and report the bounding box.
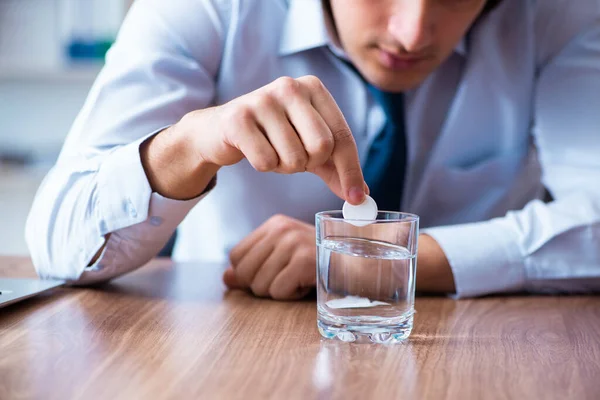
[317,315,413,344]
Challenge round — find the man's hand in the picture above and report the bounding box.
[141,75,367,204]
[223,214,316,300]
[223,215,456,300]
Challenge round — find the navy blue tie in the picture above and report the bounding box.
[363,85,407,212]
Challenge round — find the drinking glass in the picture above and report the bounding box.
[316,211,419,344]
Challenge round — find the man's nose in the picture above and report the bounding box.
[387,2,434,53]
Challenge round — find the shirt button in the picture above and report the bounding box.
[99,220,108,234]
[126,200,137,218]
[149,216,163,226]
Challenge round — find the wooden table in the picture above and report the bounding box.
[1,257,599,399]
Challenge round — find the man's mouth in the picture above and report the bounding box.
[376,47,430,70]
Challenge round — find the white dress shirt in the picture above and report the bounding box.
[26,0,600,297]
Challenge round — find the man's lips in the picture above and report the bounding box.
[376,48,429,70]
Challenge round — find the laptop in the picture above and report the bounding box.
[0,278,65,308]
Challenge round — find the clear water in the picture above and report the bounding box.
[317,237,416,344]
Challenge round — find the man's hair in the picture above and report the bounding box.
[483,0,503,13]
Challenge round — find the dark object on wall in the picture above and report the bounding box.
[0,150,33,166]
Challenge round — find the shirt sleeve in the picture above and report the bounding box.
[423,8,600,298]
[25,0,229,282]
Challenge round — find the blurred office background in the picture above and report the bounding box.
[0,0,131,255]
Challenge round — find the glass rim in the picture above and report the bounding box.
[316,210,419,223]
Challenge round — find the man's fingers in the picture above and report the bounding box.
[229,219,274,266]
[229,214,299,288]
[330,129,366,205]
[310,160,344,199]
[253,96,308,174]
[284,99,334,170]
[249,234,295,297]
[230,235,275,287]
[229,117,280,173]
[297,75,366,205]
[223,267,243,289]
[268,250,316,300]
[229,76,365,205]
[310,160,369,201]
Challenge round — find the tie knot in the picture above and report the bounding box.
[367,84,405,126]
[338,57,405,128]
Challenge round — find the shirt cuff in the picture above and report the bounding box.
[79,191,207,283]
[422,218,527,298]
[95,129,217,235]
[82,131,217,283]
[80,181,215,285]
[95,134,156,234]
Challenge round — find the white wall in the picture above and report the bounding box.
[0,80,95,162]
[0,0,127,163]
[0,0,62,69]
[0,0,127,255]
[0,166,47,255]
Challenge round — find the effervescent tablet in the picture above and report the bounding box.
[342,195,378,226]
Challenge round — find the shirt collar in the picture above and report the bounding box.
[279,0,468,58]
[279,0,331,56]
[454,38,467,57]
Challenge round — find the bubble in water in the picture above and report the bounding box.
[336,331,357,342]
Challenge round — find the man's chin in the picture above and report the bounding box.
[356,61,430,91]
[366,72,429,93]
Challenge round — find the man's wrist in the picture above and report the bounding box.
[140,122,220,200]
[416,234,456,294]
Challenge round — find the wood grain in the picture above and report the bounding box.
[1,257,599,400]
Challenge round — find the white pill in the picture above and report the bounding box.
[342,195,378,226]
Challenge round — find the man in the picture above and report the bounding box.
[26,0,600,299]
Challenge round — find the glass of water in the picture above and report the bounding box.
[315,211,419,344]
